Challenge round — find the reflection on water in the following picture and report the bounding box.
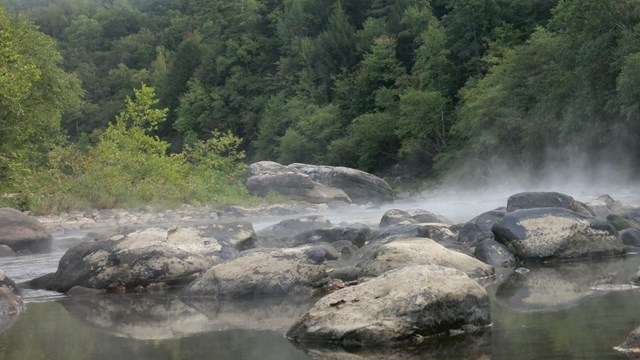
[1,256,640,359]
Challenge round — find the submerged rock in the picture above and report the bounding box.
[0,208,52,253]
[180,246,333,301]
[286,265,491,346]
[492,207,623,262]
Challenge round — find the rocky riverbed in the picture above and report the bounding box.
[2,165,640,358]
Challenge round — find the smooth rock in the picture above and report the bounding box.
[0,208,52,253]
[357,238,494,278]
[474,239,516,268]
[289,163,394,204]
[246,161,351,204]
[492,208,623,262]
[47,223,257,292]
[180,246,333,301]
[506,192,594,216]
[286,265,491,346]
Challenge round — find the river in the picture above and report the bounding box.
[1,187,639,359]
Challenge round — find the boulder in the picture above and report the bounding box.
[492,208,623,262]
[257,216,333,247]
[457,208,507,246]
[0,207,52,253]
[292,226,371,248]
[368,223,468,256]
[286,265,491,346]
[607,209,640,231]
[0,271,24,316]
[379,209,445,228]
[587,194,625,217]
[180,246,333,301]
[621,228,640,247]
[473,239,516,268]
[0,245,16,257]
[506,192,594,216]
[246,161,351,204]
[288,163,394,203]
[46,223,257,292]
[357,238,494,278]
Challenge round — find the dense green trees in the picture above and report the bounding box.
[3,0,640,213]
[0,6,82,197]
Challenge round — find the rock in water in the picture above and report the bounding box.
[506,192,594,216]
[180,246,333,301]
[357,238,494,278]
[0,208,52,253]
[48,223,257,292]
[286,265,491,346]
[492,208,623,262]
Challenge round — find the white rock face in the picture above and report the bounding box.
[287,265,491,346]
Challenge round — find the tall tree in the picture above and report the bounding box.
[0,6,82,188]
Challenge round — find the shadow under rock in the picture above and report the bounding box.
[292,331,492,360]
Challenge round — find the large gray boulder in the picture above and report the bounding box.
[286,265,491,346]
[357,238,494,278]
[506,192,594,216]
[473,239,516,268]
[257,215,333,247]
[289,163,394,204]
[607,208,640,231]
[0,208,52,253]
[47,223,257,292]
[180,246,333,301]
[246,161,351,204]
[457,208,507,246]
[492,208,623,262]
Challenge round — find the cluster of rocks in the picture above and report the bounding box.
[3,175,640,352]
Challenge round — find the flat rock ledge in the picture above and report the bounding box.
[286,265,491,347]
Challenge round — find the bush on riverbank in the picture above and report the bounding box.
[0,85,262,214]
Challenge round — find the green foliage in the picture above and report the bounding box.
[10,0,640,191]
[0,6,82,198]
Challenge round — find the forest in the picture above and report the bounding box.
[1,0,640,212]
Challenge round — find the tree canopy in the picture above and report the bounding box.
[2,0,640,209]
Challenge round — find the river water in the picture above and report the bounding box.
[1,187,640,359]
